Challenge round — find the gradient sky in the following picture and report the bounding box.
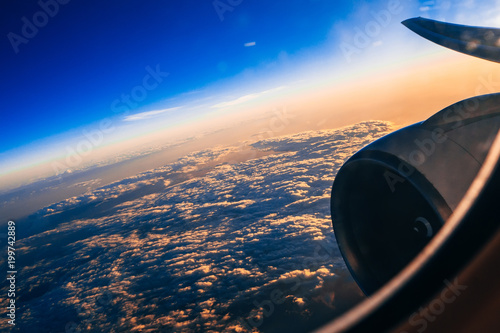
[1,0,499,181]
[1,1,354,150]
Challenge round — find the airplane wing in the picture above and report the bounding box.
[402,17,500,63]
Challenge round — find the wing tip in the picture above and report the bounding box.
[401,17,424,30]
[400,17,500,63]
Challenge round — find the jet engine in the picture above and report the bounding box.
[330,17,500,295]
[320,16,500,333]
[331,93,500,295]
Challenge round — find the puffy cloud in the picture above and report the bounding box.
[1,121,392,332]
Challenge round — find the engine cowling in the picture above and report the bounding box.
[331,93,500,295]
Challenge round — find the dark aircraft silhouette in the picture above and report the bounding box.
[319,17,500,333]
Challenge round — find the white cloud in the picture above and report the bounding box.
[244,41,256,47]
[210,93,261,109]
[211,86,286,109]
[123,107,180,122]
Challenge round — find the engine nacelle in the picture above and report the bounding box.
[331,93,500,295]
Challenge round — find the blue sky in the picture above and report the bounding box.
[1,0,498,178]
[0,1,355,151]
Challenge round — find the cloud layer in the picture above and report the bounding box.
[0,121,393,332]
